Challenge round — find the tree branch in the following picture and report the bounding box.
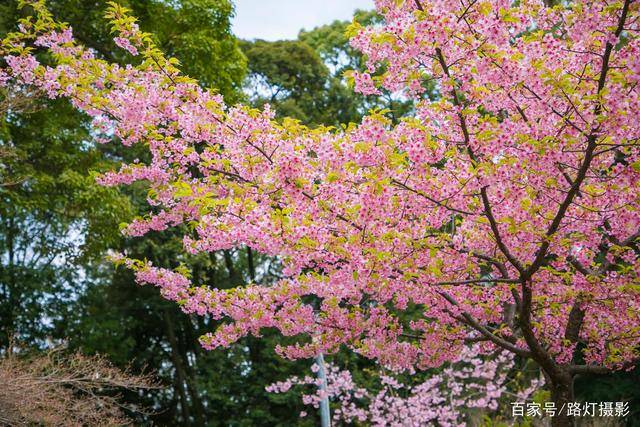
[524,0,631,280]
[438,291,531,357]
[434,47,525,274]
[391,179,475,215]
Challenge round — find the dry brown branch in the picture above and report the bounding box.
[0,344,160,426]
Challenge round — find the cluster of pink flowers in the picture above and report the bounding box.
[267,345,543,426]
[113,36,138,56]
[1,0,639,408]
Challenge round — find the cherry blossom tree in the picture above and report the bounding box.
[2,1,639,425]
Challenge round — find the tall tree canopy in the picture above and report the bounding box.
[241,10,415,127]
[241,39,331,124]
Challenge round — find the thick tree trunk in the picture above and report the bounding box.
[223,249,242,285]
[548,370,575,427]
[247,247,256,282]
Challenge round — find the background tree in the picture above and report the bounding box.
[0,84,130,348]
[241,10,417,127]
[298,10,417,124]
[241,39,330,124]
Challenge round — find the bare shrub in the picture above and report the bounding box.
[0,345,159,426]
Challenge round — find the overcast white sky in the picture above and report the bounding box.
[232,0,375,41]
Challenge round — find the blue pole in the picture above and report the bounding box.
[315,353,331,427]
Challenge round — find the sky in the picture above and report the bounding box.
[232,0,375,41]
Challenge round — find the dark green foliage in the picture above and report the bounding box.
[0,90,133,347]
[71,236,315,425]
[298,10,381,75]
[0,0,246,348]
[575,366,640,426]
[241,39,330,123]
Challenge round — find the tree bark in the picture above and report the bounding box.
[548,369,575,427]
[247,247,256,282]
[223,249,242,285]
